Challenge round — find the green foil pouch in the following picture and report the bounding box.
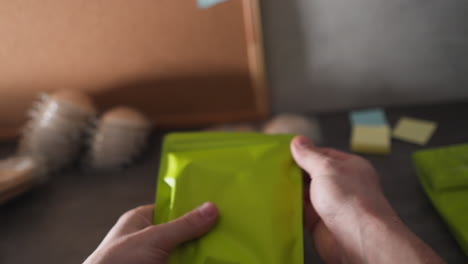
[154,132,303,264]
[413,143,468,256]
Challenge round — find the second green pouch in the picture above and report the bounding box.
[413,143,468,256]
[154,132,303,264]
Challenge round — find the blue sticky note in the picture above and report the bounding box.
[350,108,387,126]
[198,0,228,9]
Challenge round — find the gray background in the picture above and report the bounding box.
[262,0,468,112]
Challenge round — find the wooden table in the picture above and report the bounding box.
[1,101,467,263]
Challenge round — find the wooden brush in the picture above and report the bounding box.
[0,90,96,204]
[19,90,97,171]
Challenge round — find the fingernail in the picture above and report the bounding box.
[198,202,217,220]
[296,137,311,149]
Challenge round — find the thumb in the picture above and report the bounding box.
[290,136,329,176]
[144,202,218,251]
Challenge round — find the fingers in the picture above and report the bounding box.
[303,195,320,232]
[320,148,351,161]
[312,221,341,264]
[142,202,218,251]
[99,205,155,246]
[116,205,154,230]
[291,136,330,176]
[123,205,154,222]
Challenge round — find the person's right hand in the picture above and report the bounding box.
[291,136,445,264]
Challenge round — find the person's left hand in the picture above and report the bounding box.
[84,202,218,264]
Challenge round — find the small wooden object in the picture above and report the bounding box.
[0,157,38,204]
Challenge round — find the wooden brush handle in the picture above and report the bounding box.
[0,157,37,204]
[0,180,34,205]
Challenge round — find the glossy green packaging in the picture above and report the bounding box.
[154,132,303,264]
[413,143,468,256]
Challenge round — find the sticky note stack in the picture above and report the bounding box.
[393,117,437,145]
[350,108,391,155]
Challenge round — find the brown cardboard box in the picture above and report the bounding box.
[0,0,267,138]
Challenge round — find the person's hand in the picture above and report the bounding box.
[291,136,445,264]
[84,202,218,264]
[291,136,394,262]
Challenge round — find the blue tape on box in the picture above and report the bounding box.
[198,0,228,9]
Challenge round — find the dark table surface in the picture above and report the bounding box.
[1,101,467,264]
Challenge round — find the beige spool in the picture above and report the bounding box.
[263,114,322,144]
[87,106,152,170]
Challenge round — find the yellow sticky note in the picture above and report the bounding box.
[393,117,437,145]
[351,126,391,155]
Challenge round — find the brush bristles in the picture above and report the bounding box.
[19,93,96,173]
[87,115,152,170]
